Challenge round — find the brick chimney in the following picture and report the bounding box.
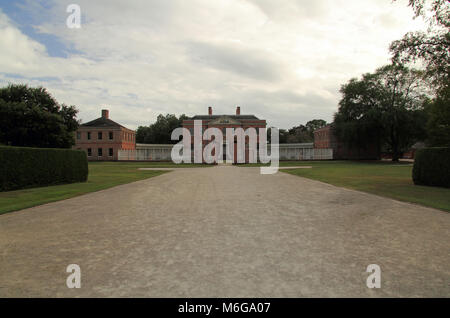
[208,106,212,116]
[236,106,240,115]
[101,109,109,119]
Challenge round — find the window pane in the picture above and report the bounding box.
[98,148,102,156]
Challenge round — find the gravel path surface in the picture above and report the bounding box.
[0,165,448,297]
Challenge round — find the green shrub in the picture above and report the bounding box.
[413,147,450,188]
[0,146,88,191]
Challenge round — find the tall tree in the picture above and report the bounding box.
[0,84,79,148]
[390,0,449,90]
[334,64,428,161]
[390,0,449,147]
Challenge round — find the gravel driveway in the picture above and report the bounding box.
[0,165,449,297]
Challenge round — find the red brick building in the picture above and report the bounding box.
[74,109,135,161]
[182,106,266,163]
[314,124,379,160]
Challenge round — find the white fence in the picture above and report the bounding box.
[313,148,333,160]
[277,143,314,160]
[118,143,333,161]
[118,144,172,161]
[275,144,332,160]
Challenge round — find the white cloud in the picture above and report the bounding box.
[0,0,426,129]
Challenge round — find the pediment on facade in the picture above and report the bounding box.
[208,116,241,125]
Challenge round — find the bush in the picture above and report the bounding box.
[413,147,450,188]
[0,146,88,191]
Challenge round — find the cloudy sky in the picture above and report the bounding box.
[0,0,426,129]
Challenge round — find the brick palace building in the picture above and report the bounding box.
[182,106,266,163]
[74,109,136,160]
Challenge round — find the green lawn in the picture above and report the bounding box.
[0,161,203,215]
[269,161,450,212]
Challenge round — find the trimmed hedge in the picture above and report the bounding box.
[0,146,88,192]
[413,147,450,188]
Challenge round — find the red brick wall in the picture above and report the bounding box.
[313,126,331,149]
[182,119,266,163]
[74,127,135,161]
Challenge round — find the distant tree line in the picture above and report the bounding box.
[136,114,328,144]
[136,114,188,144]
[0,82,327,148]
[270,119,328,144]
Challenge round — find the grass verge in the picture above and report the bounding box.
[275,161,450,212]
[0,162,184,214]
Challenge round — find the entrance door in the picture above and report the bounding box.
[223,144,227,161]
